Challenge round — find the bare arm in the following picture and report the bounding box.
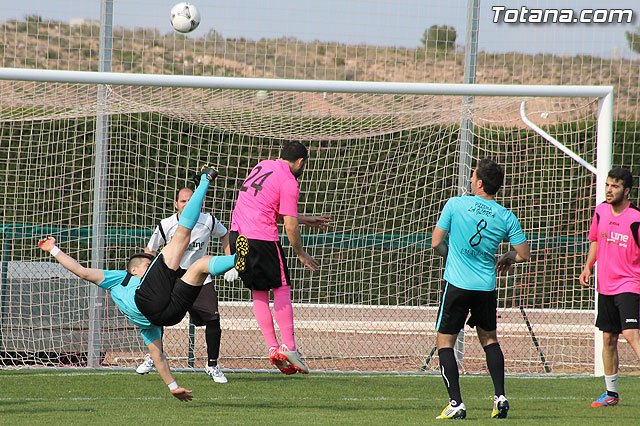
[283,215,319,271]
[220,232,231,255]
[145,225,163,256]
[148,338,192,401]
[496,242,531,275]
[431,226,449,261]
[37,237,104,284]
[298,215,332,229]
[579,241,598,286]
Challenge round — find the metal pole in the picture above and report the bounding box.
[0,68,613,98]
[454,0,480,366]
[593,91,614,377]
[457,0,479,195]
[188,322,196,368]
[0,236,9,350]
[88,0,114,369]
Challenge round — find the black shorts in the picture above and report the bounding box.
[173,267,220,325]
[230,231,291,291]
[436,281,498,334]
[189,281,220,324]
[596,292,640,333]
[134,254,202,327]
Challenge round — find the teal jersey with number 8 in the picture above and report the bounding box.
[435,195,526,291]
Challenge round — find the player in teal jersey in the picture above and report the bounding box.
[431,158,531,419]
[37,165,240,401]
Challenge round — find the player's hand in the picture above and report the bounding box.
[224,268,239,282]
[37,236,56,252]
[579,268,592,287]
[302,215,332,229]
[298,252,319,271]
[495,252,516,275]
[171,386,193,402]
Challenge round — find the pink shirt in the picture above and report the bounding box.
[588,201,640,295]
[231,159,300,241]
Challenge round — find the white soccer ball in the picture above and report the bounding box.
[170,2,201,33]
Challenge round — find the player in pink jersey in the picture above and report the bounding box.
[230,141,331,374]
[580,167,640,408]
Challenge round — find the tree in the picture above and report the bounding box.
[206,29,223,42]
[421,25,457,51]
[626,27,640,54]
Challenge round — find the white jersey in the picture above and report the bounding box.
[147,212,228,270]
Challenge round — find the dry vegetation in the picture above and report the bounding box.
[1,16,639,119]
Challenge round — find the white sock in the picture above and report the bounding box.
[604,373,618,394]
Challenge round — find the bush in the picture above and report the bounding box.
[421,25,457,51]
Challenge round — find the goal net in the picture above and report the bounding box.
[0,71,616,374]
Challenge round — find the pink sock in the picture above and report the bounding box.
[273,285,296,350]
[252,290,279,348]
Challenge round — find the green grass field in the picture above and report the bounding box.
[1,370,639,425]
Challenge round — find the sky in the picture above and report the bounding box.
[1,0,638,59]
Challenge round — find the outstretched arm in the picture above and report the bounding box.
[37,237,104,284]
[496,242,531,275]
[283,215,319,271]
[147,338,192,402]
[298,215,332,229]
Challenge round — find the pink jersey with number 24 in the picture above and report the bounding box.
[231,159,300,241]
[588,201,640,295]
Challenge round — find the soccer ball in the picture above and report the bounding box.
[170,2,201,33]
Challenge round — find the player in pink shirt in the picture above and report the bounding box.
[580,167,640,407]
[230,141,331,374]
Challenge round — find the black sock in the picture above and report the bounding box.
[205,319,222,366]
[484,342,505,397]
[438,348,462,406]
[607,391,619,398]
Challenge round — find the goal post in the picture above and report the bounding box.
[0,67,613,374]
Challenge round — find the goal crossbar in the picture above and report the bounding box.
[0,67,613,98]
